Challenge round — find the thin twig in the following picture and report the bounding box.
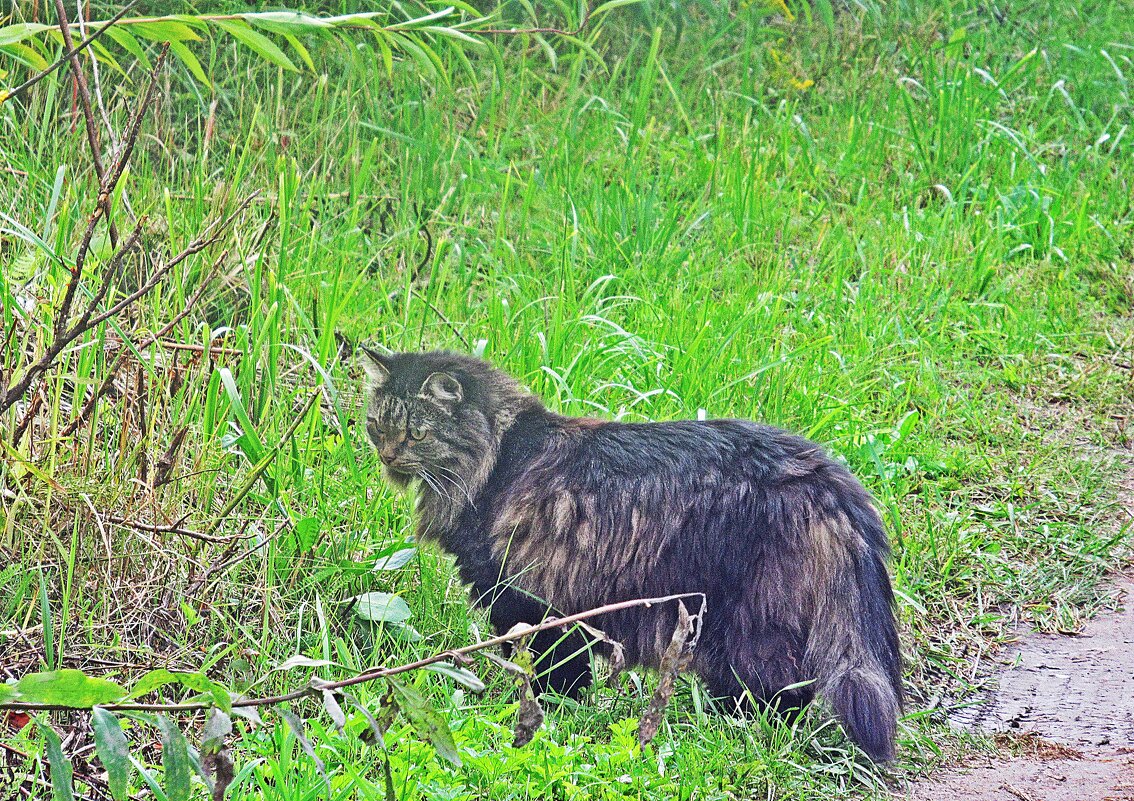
[2,192,253,420]
[0,592,706,713]
[105,514,247,545]
[471,5,593,36]
[0,1,138,105]
[411,289,470,348]
[60,254,223,437]
[53,0,118,248]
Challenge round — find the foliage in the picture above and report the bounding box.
[2,0,1133,799]
[0,6,494,92]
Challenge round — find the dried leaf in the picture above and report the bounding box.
[201,708,232,752]
[512,675,545,748]
[638,601,695,748]
[201,710,234,801]
[508,635,545,748]
[279,709,329,793]
[478,650,526,676]
[275,655,333,671]
[605,641,627,689]
[386,677,461,766]
[321,689,347,734]
[229,698,263,727]
[201,749,233,801]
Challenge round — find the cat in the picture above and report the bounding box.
[360,348,903,761]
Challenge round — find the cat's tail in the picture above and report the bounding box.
[803,500,903,762]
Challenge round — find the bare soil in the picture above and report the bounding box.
[903,578,1134,800]
[901,456,1134,801]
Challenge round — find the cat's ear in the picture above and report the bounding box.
[420,372,463,406]
[360,348,391,390]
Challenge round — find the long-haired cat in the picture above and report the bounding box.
[360,348,903,761]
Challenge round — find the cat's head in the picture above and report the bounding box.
[359,349,536,519]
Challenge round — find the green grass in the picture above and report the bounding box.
[2,0,1133,798]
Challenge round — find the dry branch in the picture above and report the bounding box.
[53,0,118,248]
[0,592,707,714]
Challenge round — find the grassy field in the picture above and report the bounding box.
[2,0,1132,798]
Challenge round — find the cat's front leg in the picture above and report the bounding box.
[480,585,594,698]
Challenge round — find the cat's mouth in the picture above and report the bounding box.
[382,465,416,488]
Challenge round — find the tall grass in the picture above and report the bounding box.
[1,1,1132,798]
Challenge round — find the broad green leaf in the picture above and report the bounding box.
[352,592,411,624]
[205,681,233,714]
[103,27,151,69]
[372,548,416,571]
[168,40,211,89]
[41,721,76,801]
[390,622,424,642]
[425,661,486,693]
[1,43,50,71]
[0,682,17,702]
[390,31,442,84]
[387,678,461,766]
[131,20,200,42]
[388,31,438,81]
[373,31,395,78]
[0,22,51,46]
[211,19,296,71]
[294,517,320,550]
[156,716,191,801]
[282,33,315,72]
[15,670,126,707]
[92,709,133,801]
[218,368,266,465]
[129,669,211,698]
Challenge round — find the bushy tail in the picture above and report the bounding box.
[805,507,903,762]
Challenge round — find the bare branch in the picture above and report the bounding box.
[0,592,706,713]
[61,255,223,438]
[53,0,118,248]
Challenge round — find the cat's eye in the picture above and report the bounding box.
[409,424,427,441]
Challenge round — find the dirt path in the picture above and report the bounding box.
[902,465,1134,801]
[902,577,1134,800]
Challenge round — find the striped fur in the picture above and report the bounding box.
[361,349,903,761]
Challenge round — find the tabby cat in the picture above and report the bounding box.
[361,348,903,761]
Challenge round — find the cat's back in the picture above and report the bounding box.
[529,414,841,491]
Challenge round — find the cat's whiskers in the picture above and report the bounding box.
[418,468,456,507]
[431,464,476,508]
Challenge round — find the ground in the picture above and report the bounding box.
[905,576,1134,800]
[1,0,1133,799]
